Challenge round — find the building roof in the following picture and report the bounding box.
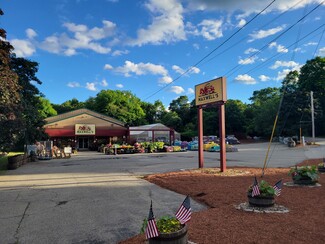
[45,108,125,127]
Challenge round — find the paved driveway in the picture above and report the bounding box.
[1,141,324,244]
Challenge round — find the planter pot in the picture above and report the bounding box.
[293,176,317,185]
[7,155,24,170]
[318,167,325,173]
[247,194,275,207]
[149,224,188,244]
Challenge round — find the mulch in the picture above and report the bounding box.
[119,158,325,244]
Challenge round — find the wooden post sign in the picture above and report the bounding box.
[195,77,227,171]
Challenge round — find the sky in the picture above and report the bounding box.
[1,0,325,107]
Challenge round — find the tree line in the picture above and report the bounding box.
[1,9,324,152]
[52,57,325,141]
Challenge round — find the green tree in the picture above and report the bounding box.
[52,98,84,114]
[92,90,145,125]
[168,96,191,128]
[0,10,24,151]
[39,97,57,118]
[10,56,48,147]
[298,56,325,135]
[248,87,281,137]
[225,99,247,137]
[141,100,165,124]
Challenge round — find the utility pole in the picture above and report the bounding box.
[311,91,315,144]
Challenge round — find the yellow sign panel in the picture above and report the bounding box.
[75,124,96,135]
[195,77,227,106]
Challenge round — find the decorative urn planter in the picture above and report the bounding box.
[293,176,317,185]
[149,224,188,244]
[247,193,275,207]
[318,162,325,173]
[289,165,319,185]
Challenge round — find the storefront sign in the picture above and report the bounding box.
[75,124,96,135]
[195,77,227,106]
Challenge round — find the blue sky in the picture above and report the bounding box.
[2,0,325,107]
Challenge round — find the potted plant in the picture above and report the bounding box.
[289,165,319,185]
[141,197,191,244]
[318,159,325,173]
[141,215,188,244]
[247,178,282,207]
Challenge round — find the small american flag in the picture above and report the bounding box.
[251,176,260,197]
[175,195,191,224]
[145,201,159,239]
[273,180,283,196]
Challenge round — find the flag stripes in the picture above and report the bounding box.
[175,196,191,224]
[145,201,159,239]
[273,180,283,196]
[251,176,260,197]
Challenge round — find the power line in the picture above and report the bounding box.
[143,0,276,101]
[225,0,325,78]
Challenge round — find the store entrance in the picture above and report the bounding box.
[78,137,89,150]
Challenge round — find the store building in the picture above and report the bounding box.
[44,108,128,150]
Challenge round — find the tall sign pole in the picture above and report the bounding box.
[198,106,204,168]
[195,77,227,172]
[311,91,315,144]
[219,103,226,172]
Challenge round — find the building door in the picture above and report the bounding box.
[78,137,89,150]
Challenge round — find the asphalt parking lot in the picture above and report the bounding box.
[1,140,324,244]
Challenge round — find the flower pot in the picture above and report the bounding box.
[247,194,275,207]
[149,224,188,244]
[318,167,325,173]
[7,155,24,170]
[293,176,316,185]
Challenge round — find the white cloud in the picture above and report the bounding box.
[159,76,173,84]
[114,60,168,77]
[39,20,115,55]
[116,84,124,88]
[67,82,81,88]
[234,74,256,85]
[186,0,311,17]
[197,19,223,40]
[172,65,183,74]
[101,79,108,87]
[104,64,113,70]
[244,47,258,54]
[318,47,325,56]
[259,75,270,82]
[237,19,246,27]
[238,56,257,65]
[276,69,291,81]
[112,49,129,56]
[26,28,37,39]
[86,82,97,91]
[270,60,299,69]
[304,42,317,46]
[193,43,200,49]
[269,42,288,53]
[172,65,200,75]
[64,48,77,56]
[248,26,284,42]
[170,85,185,94]
[187,88,194,94]
[10,39,36,57]
[129,0,186,46]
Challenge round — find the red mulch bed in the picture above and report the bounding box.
[120,158,325,244]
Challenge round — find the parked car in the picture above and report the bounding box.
[226,135,240,144]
